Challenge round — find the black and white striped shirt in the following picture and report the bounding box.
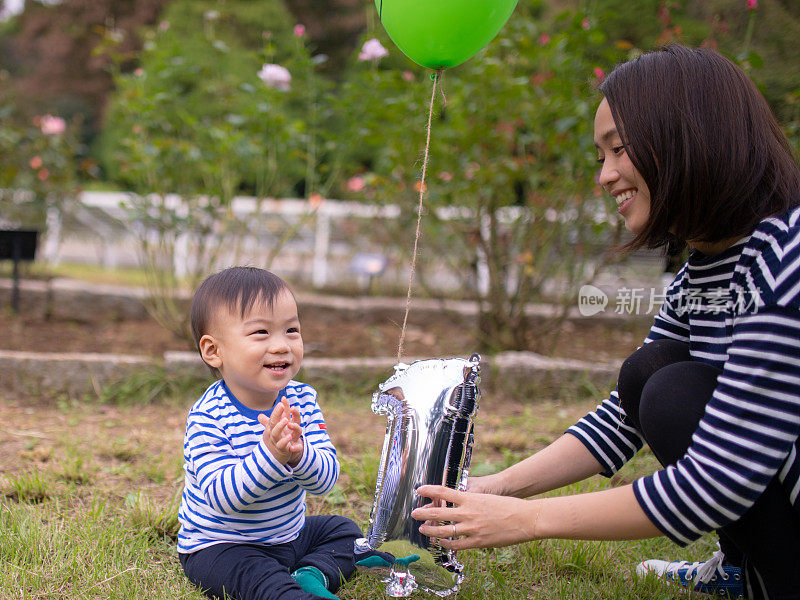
[568,207,800,546]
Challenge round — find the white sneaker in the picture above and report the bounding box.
[637,547,743,598]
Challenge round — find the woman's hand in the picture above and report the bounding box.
[411,485,541,550]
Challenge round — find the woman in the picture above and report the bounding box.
[411,45,800,600]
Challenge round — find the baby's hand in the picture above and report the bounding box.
[258,398,304,467]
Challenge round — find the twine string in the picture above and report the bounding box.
[397,68,442,363]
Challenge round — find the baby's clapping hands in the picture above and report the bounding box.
[258,398,304,467]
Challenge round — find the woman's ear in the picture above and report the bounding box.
[199,334,222,369]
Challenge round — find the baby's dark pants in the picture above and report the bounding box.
[179,515,361,600]
[618,338,800,600]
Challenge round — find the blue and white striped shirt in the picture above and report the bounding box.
[568,207,800,546]
[178,379,339,554]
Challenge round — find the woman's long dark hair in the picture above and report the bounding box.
[600,45,800,251]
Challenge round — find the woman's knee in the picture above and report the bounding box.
[617,339,690,428]
[639,361,721,466]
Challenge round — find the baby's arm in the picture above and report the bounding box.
[288,390,339,495]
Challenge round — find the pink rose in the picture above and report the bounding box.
[37,168,50,181]
[438,171,453,182]
[293,24,306,38]
[538,33,550,46]
[402,71,414,82]
[29,156,42,169]
[39,114,66,136]
[347,176,365,192]
[358,38,389,62]
[258,64,291,91]
[593,67,605,80]
[747,0,758,10]
[581,18,590,30]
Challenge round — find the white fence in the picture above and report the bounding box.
[31,190,662,295]
[43,191,474,292]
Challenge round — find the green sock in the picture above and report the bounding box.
[291,566,340,600]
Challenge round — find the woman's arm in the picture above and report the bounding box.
[469,433,606,498]
[411,483,662,550]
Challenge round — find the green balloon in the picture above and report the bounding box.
[375,0,518,69]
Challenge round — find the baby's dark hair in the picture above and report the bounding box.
[190,267,292,351]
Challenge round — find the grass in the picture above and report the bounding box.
[0,372,717,600]
[0,260,154,288]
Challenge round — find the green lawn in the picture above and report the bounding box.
[0,372,717,599]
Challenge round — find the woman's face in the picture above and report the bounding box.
[594,98,651,236]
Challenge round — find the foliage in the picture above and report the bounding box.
[0,84,83,234]
[96,0,330,339]
[588,0,800,123]
[335,1,626,350]
[2,0,799,352]
[0,0,169,147]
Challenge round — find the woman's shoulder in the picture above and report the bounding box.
[739,206,800,305]
[747,206,800,255]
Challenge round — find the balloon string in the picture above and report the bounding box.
[397,68,441,363]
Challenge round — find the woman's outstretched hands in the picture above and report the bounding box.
[258,398,304,467]
[411,485,541,550]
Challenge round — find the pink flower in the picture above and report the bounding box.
[293,24,306,38]
[581,18,591,30]
[593,67,605,81]
[346,176,365,192]
[29,156,42,169]
[158,20,170,32]
[132,125,143,134]
[262,30,272,39]
[402,70,414,82]
[258,63,291,91]
[39,114,66,136]
[308,192,324,207]
[37,168,50,181]
[438,171,453,182]
[358,38,389,62]
[133,68,144,77]
[747,0,757,9]
[538,33,550,46]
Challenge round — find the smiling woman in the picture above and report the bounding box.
[411,45,800,600]
[593,97,651,236]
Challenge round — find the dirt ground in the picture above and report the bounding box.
[1,307,647,362]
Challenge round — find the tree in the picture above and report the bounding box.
[0,0,168,135]
[335,2,626,351]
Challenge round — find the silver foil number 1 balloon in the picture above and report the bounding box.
[355,354,481,597]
